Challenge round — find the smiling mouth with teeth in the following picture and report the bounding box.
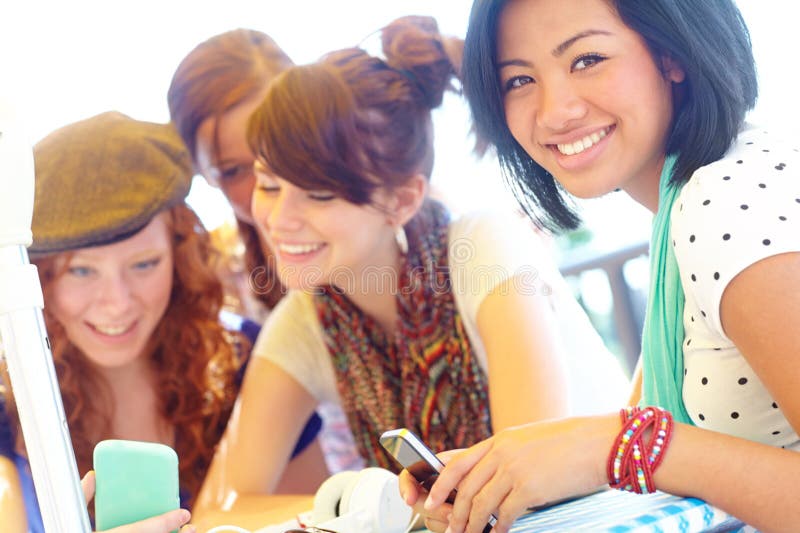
[90,323,133,336]
[278,242,325,255]
[555,127,611,155]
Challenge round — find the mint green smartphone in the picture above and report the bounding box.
[93,439,180,532]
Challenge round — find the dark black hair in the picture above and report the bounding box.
[463,0,758,231]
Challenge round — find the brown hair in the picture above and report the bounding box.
[167,28,292,310]
[168,28,292,166]
[2,204,242,507]
[248,16,463,204]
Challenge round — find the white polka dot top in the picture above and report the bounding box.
[671,124,800,451]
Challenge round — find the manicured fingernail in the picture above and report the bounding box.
[179,509,191,523]
[424,494,434,510]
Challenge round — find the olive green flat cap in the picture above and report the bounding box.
[30,111,193,256]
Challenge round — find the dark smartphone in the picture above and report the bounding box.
[379,428,496,533]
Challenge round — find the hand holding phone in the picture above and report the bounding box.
[379,428,496,533]
[93,439,180,532]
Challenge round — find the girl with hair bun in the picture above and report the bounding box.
[195,15,625,515]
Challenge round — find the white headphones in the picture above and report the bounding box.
[311,467,413,533]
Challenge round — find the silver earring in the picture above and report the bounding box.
[395,225,408,254]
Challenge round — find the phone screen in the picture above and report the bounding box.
[379,428,496,533]
[379,429,444,494]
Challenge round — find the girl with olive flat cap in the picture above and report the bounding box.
[0,112,325,533]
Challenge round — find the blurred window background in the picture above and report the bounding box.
[2,1,796,373]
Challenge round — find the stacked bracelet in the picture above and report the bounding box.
[606,406,674,494]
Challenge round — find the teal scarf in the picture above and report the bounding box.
[640,155,694,425]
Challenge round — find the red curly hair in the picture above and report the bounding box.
[2,203,242,508]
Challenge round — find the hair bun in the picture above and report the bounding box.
[381,15,463,109]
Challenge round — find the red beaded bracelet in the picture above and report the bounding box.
[606,406,674,494]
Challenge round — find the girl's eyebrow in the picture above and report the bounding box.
[498,58,532,69]
[552,29,612,56]
[498,29,613,69]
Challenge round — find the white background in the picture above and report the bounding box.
[1,1,796,247]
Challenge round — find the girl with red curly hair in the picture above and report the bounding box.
[0,112,326,533]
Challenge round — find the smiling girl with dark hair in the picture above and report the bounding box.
[400,2,800,532]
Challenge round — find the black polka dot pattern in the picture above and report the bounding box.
[672,128,799,448]
[678,136,797,299]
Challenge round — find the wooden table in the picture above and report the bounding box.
[193,494,314,532]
